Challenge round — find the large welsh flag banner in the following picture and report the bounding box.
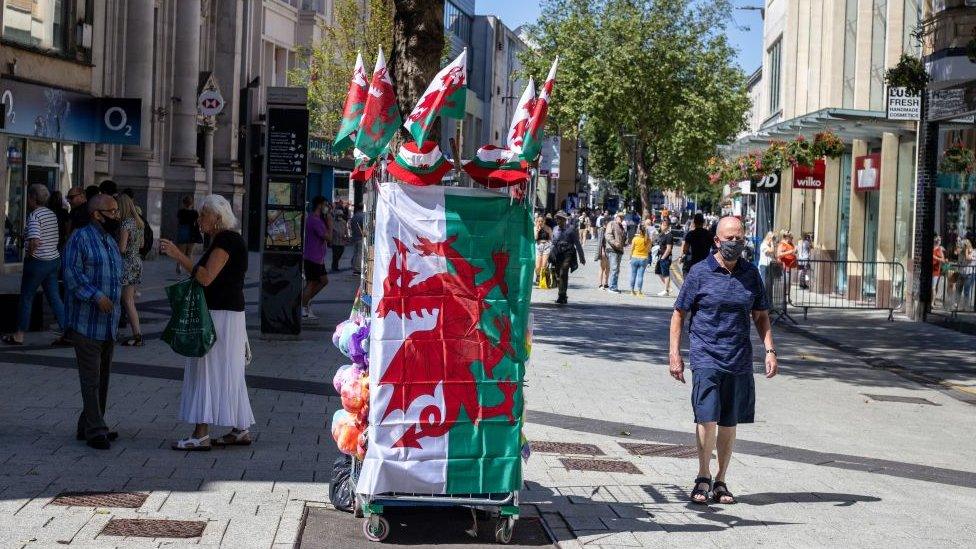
[357,183,534,496]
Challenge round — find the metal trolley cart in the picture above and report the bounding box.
[348,456,521,544]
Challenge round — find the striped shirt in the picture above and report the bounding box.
[25,207,60,260]
[63,223,123,341]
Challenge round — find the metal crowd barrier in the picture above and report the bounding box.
[767,259,906,324]
[932,262,976,319]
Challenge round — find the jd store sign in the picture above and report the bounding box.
[750,170,781,193]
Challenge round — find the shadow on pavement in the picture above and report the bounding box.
[736,491,882,507]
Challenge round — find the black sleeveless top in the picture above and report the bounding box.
[536,228,550,242]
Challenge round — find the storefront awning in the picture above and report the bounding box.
[722,108,917,156]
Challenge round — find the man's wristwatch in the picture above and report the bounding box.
[765,349,777,355]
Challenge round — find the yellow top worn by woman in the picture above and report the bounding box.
[631,234,650,259]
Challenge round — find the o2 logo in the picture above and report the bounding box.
[103,106,133,137]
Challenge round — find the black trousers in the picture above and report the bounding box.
[71,330,113,440]
[555,256,573,300]
[331,245,346,271]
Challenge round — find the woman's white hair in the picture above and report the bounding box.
[199,194,238,231]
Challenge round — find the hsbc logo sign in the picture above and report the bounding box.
[750,171,781,193]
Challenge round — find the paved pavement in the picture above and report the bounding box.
[0,242,974,548]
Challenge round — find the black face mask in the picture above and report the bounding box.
[99,216,121,235]
[718,239,746,261]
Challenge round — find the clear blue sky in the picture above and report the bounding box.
[480,0,764,72]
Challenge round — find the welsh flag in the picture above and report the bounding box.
[520,57,558,163]
[333,52,369,154]
[355,47,401,160]
[404,49,468,144]
[357,183,533,496]
[506,77,536,155]
[463,145,529,188]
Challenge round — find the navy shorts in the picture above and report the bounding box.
[691,368,755,427]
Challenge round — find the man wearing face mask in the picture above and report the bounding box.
[668,216,777,506]
[62,194,123,450]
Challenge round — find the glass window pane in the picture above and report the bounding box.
[843,0,857,108]
[4,138,26,263]
[2,0,65,53]
[869,0,887,111]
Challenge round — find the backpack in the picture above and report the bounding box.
[139,212,153,259]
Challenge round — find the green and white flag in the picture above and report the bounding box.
[520,57,558,163]
[357,183,533,496]
[355,47,401,160]
[403,49,468,145]
[333,52,369,154]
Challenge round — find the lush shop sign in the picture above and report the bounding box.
[793,159,826,189]
[886,87,920,120]
[0,78,141,145]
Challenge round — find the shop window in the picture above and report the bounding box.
[767,37,782,115]
[3,139,26,263]
[2,0,67,54]
[868,0,887,111]
[842,0,857,108]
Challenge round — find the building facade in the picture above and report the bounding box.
[731,0,923,306]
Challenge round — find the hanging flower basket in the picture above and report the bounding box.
[787,136,815,168]
[940,143,976,174]
[884,54,930,96]
[737,151,765,181]
[761,141,792,174]
[812,131,845,159]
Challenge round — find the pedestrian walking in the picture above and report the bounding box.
[932,235,946,299]
[349,203,365,275]
[159,194,255,451]
[66,186,89,235]
[578,212,591,244]
[3,184,68,346]
[682,213,712,276]
[757,231,777,283]
[331,200,351,272]
[604,212,626,293]
[302,196,332,319]
[628,224,651,295]
[63,194,123,449]
[654,218,675,296]
[669,216,777,506]
[175,195,202,275]
[777,231,797,289]
[551,211,586,305]
[47,190,70,251]
[960,239,976,309]
[116,193,144,347]
[595,223,610,290]
[534,215,553,286]
[797,234,812,290]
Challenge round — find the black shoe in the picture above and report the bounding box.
[87,435,111,450]
[555,297,567,305]
[77,430,118,441]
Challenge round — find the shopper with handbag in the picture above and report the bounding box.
[159,194,254,451]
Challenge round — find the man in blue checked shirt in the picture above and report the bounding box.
[668,216,777,507]
[63,194,123,450]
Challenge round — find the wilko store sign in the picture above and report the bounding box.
[793,159,826,190]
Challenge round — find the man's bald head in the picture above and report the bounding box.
[88,194,117,218]
[716,216,744,240]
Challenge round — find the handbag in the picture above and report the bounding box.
[161,278,217,358]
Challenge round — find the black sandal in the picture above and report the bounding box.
[120,334,144,347]
[1,335,23,346]
[690,476,711,504]
[712,481,737,504]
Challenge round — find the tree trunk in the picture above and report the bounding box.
[634,146,651,217]
[391,0,445,142]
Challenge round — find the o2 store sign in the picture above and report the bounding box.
[0,78,141,145]
[750,171,781,193]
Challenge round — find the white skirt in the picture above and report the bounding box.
[178,310,255,429]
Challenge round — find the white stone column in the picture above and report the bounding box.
[172,0,202,164]
[123,0,155,154]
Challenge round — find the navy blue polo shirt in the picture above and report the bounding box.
[674,254,769,374]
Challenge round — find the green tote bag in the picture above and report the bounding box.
[161,278,217,357]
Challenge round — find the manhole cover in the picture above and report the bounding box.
[619,442,700,459]
[531,441,604,455]
[50,491,148,508]
[100,519,207,538]
[560,458,642,474]
[862,394,939,405]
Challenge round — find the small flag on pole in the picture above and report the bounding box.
[404,49,468,145]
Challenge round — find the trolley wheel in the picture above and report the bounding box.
[494,516,515,544]
[363,515,390,542]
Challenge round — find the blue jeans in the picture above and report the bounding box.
[607,250,623,290]
[18,257,65,333]
[629,257,648,291]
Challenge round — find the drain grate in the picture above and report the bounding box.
[100,519,207,538]
[863,394,939,405]
[50,491,148,508]
[561,458,642,474]
[531,441,604,455]
[619,442,700,459]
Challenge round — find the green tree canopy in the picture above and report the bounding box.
[520,0,749,214]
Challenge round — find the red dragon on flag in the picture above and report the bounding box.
[404,49,468,144]
[355,47,401,159]
[375,236,518,450]
[507,77,536,154]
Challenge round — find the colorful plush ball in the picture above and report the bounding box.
[330,409,363,457]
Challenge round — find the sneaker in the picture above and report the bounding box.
[656,290,670,297]
[304,308,319,320]
[607,288,620,294]
[637,291,644,297]
[631,290,637,296]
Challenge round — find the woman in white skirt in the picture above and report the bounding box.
[159,194,254,450]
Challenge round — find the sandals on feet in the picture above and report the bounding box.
[213,429,252,447]
[171,435,211,451]
[1,335,23,346]
[712,481,737,504]
[690,476,711,504]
